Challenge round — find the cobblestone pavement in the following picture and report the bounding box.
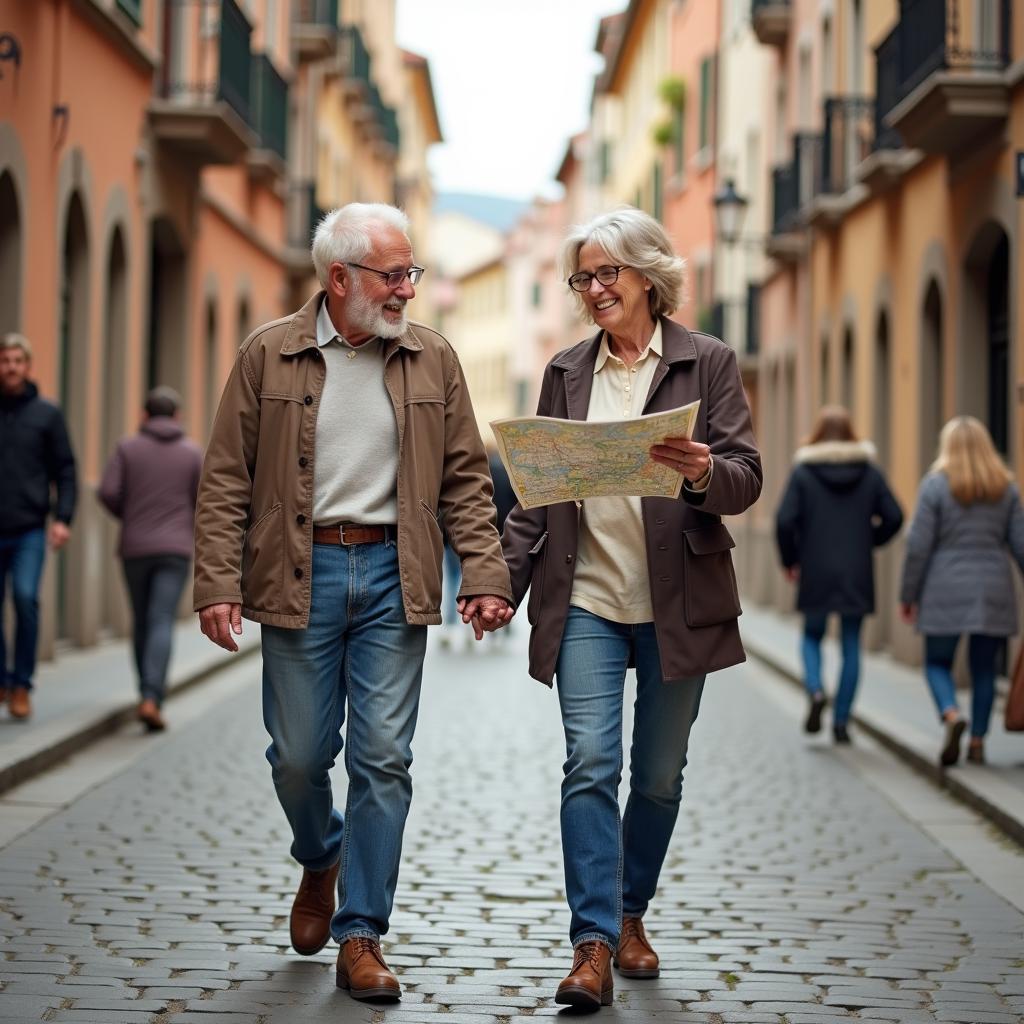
[2,627,1023,1024]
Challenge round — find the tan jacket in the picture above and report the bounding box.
[194,291,512,627]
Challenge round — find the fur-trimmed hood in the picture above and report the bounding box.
[794,439,877,492]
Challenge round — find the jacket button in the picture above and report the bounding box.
[298,456,308,467]
[659,575,670,582]
[296,514,306,525]
[655,519,666,526]
[304,395,313,405]
[658,544,667,551]
[565,554,573,563]
[294,567,304,579]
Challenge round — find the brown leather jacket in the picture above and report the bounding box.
[194,291,511,628]
[502,317,762,685]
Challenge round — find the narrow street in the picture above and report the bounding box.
[1,627,1023,1024]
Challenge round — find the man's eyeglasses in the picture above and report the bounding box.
[346,263,425,288]
[567,265,628,293]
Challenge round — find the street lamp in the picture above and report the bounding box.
[713,178,749,245]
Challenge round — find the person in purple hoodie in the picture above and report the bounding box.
[99,386,203,731]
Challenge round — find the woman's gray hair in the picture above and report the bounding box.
[311,203,410,288]
[559,207,686,320]
[1,332,32,359]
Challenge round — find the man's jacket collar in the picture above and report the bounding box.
[280,290,423,356]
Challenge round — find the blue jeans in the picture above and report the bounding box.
[924,634,1000,739]
[0,528,47,690]
[555,606,705,949]
[801,613,863,726]
[260,538,427,943]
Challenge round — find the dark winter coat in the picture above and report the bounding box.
[775,439,903,615]
[899,471,1024,636]
[501,317,762,686]
[0,381,77,535]
[98,417,203,560]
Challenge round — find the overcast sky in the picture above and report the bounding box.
[395,0,624,201]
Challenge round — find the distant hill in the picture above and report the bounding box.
[434,192,528,233]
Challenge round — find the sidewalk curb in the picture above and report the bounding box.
[743,635,1024,848]
[0,643,260,797]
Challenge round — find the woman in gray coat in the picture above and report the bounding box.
[900,416,1024,766]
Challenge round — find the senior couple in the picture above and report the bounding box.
[195,203,761,1009]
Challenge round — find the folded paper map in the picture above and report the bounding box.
[491,400,701,510]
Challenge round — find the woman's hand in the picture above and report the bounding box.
[650,437,712,483]
[900,602,917,624]
[784,566,799,583]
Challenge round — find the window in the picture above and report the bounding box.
[116,0,142,24]
[652,162,663,223]
[673,104,685,175]
[531,282,542,308]
[699,56,715,153]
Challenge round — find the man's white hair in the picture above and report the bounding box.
[311,203,410,288]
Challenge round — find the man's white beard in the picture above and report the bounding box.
[348,276,407,339]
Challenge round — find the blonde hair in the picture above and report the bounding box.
[559,207,685,321]
[805,405,857,445]
[931,415,1012,504]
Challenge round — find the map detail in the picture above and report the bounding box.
[491,401,701,510]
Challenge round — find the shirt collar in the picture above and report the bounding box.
[593,319,663,374]
[316,297,339,348]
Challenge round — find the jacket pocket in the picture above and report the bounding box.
[682,523,741,627]
[526,531,549,626]
[418,501,444,605]
[241,503,283,610]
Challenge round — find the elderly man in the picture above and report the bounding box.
[194,203,512,1001]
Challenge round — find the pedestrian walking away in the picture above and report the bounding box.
[0,333,77,721]
[900,415,1024,767]
[502,207,762,1010]
[98,386,203,732]
[193,202,513,1003]
[775,406,903,743]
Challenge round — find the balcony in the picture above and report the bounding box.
[247,53,289,182]
[876,0,1012,157]
[340,23,372,97]
[293,0,339,62]
[768,133,819,261]
[805,97,873,226]
[751,0,791,48]
[149,0,256,166]
[285,180,327,277]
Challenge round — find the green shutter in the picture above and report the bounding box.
[673,105,685,173]
[116,0,142,24]
[699,57,710,150]
[653,162,663,222]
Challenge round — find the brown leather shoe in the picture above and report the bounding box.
[8,688,31,720]
[289,862,339,955]
[137,699,166,732]
[336,936,401,1001]
[614,916,660,978]
[555,940,613,1009]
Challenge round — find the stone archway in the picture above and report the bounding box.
[873,310,892,469]
[920,280,944,474]
[841,326,854,414]
[0,171,22,333]
[204,295,218,438]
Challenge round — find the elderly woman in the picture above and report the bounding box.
[502,208,762,1009]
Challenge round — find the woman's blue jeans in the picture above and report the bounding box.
[0,528,46,690]
[260,539,427,944]
[923,633,1000,738]
[801,613,863,726]
[555,606,705,950]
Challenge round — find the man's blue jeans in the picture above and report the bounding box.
[801,612,863,726]
[0,528,47,690]
[260,538,427,944]
[924,633,1000,738]
[555,606,705,950]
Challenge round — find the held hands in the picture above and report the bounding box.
[650,437,712,484]
[199,602,243,652]
[457,595,514,641]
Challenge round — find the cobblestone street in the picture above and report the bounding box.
[2,627,1023,1024]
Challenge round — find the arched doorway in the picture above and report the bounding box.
[841,327,854,413]
[147,218,187,396]
[58,193,91,643]
[101,227,129,635]
[819,332,831,408]
[237,295,251,348]
[874,311,891,468]
[961,224,1011,456]
[204,297,218,438]
[921,280,944,474]
[0,171,22,333]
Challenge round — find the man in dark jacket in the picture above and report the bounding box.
[0,334,77,719]
[99,386,203,731]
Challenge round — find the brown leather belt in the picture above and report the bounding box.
[313,524,391,546]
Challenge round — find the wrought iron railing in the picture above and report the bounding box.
[820,96,874,194]
[251,53,288,159]
[160,0,253,126]
[874,0,1012,146]
[771,133,821,234]
[293,0,339,28]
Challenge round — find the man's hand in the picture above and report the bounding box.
[48,522,70,550]
[649,437,711,483]
[457,595,513,641]
[199,602,243,652]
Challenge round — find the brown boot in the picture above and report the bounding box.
[614,916,660,978]
[555,940,613,1009]
[289,862,339,955]
[8,688,31,720]
[336,936,401,1001]
[137,699,166,732]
